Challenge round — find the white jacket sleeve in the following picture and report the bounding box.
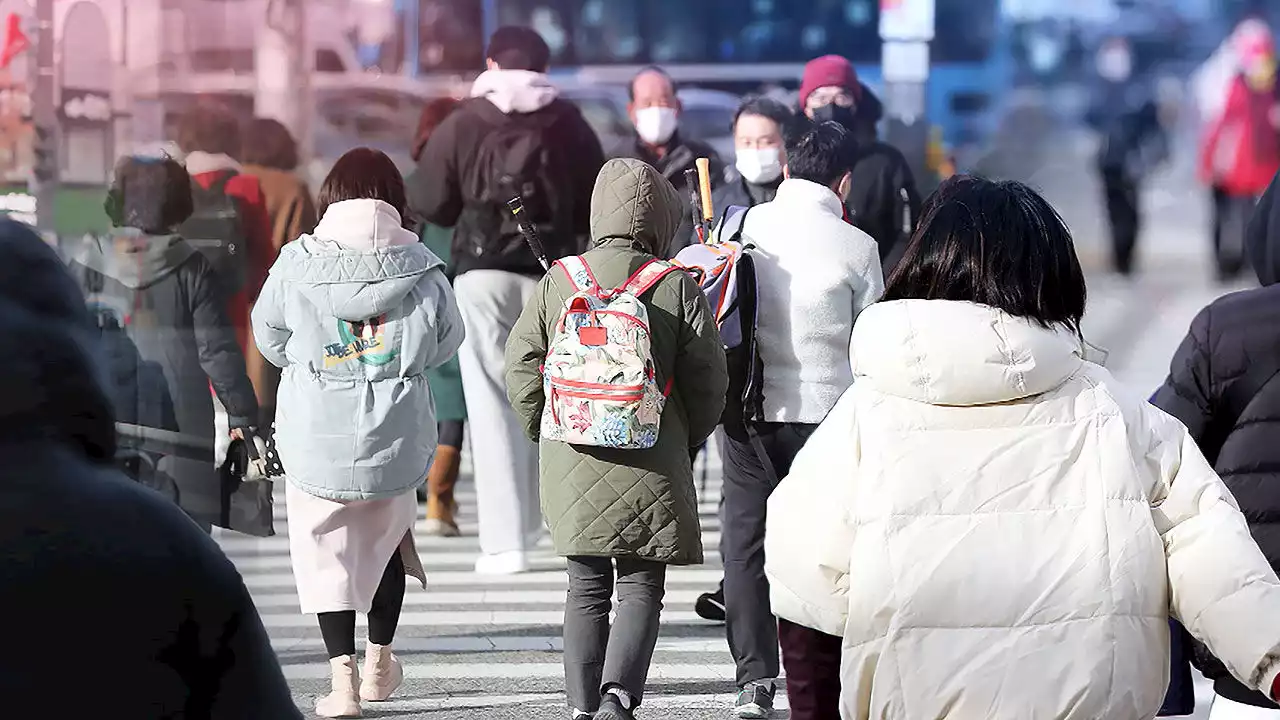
[1145,404,1280,695]
[765,389,860,638]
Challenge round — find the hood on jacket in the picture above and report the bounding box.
[1249,176,1280,285]
[182,150,241,176]
[0,220,116,462]
[74,230,197,290]
[471,69,559,114]
[274,199,443,322]
[588,158,683,258]
[852,300,1085,406]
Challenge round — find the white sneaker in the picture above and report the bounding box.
[474,550,530,575]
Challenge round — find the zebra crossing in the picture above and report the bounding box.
[214,446,783,719]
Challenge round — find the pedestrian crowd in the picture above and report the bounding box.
[8,19,1280,720]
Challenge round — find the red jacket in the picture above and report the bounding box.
[189,167,273,354]
[1200,76,1280,196]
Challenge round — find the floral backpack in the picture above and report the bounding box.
[541,255,679,449]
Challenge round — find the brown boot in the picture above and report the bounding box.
[424,445,461,537]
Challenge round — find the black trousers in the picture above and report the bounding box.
[317,552,406,658]
[1102,168,1140,275]
[720,422,817,687]
[1212,185,1257,281]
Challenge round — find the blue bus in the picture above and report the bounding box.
[396,0,1012,166]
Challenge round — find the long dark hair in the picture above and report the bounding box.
[316,148,407,221]
[411,97,461,162]
[884,176,1087,335]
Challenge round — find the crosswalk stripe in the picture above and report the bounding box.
[279,662,738,681]
[267,636,731,654]
[248,587,713,608]
[257,609,716,628]
[238,566,724,589]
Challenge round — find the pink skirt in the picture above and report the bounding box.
[286,482,426,615]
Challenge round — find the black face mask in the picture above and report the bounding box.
[812,103,856,130]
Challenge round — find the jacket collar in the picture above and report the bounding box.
[773,178,846,219]
[183,151,240,176]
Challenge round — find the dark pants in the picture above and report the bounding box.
[1102,168,1140,275]
[721,422,817,687]
[317,551,406,658]
[1212,185,1256,281]
[563,556,667,712]
[779,619,844,720]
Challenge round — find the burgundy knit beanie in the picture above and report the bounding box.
[799,55,861,108]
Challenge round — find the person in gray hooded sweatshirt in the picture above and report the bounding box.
[66,155,261,533]
[252,147,464,719]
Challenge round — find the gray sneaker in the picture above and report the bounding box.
[735,682,776,719]
[595,694,636,720]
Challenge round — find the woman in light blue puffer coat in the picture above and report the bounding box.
[252,147,464,719]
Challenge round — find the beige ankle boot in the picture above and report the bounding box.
[360,642,404,701]
[315,655,362,718]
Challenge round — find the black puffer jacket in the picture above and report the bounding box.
[0,221,298,718]
[1152,170,1280,709]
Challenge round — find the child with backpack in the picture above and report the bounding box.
[504,158,728,720]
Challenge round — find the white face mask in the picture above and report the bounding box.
[1097,49,1132,82]
[735,147,783,185]
[635,106,678,145]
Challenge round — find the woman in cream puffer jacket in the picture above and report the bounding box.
[764,176,1280,720]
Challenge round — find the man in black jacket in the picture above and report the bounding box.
[66,156,263,535]
[0,220,299,718]
[1152,170,1280,713]
[611,66,724,253]
[798,55,921,275]
[409,27,604,574]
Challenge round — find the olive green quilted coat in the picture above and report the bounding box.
[504,158,727,565]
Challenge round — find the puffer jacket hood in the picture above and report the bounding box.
[0,220,116,463]
[1248,174,1280,286]
[589,158,683,258]
[470,68,559,114]
[73,230,197,290]
[766,297,1280,720]
[277,199,443,323]
[852,300,1084,406]
[252,200,464,502]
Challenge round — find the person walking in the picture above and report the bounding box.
[765,175,1280,719]
[410,26,604,574]
[240,116,319,426]
[1199,21,1280,281]
[252,148,465,718]
[65,155,263,534]
[720,120,883,720]
[1084,35,1167,276]
[610,66,724,253]
[505,158,728,720]
[713,96,794,215]
[407,96,469,537]
[1153,171,1280,718]
[0,220,300,718]
[798,55,920,274]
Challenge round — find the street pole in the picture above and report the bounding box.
[29,0,55,234]
[879,0,934,185]
[256,0,311,165]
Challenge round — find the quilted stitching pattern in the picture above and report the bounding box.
[506,158,722,566]
[275,241,436,284]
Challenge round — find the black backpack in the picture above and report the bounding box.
[179,171,249,296]
[461,109,571,263]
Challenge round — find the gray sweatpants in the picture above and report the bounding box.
[454,270,542,557]
[564,556,667,712]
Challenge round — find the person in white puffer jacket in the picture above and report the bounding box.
[764,175,1280,720]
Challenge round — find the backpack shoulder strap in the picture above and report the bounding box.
[203,170,239,197]
[620,259,678,298]
[555,255,598,292]
[715,205,751,245]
